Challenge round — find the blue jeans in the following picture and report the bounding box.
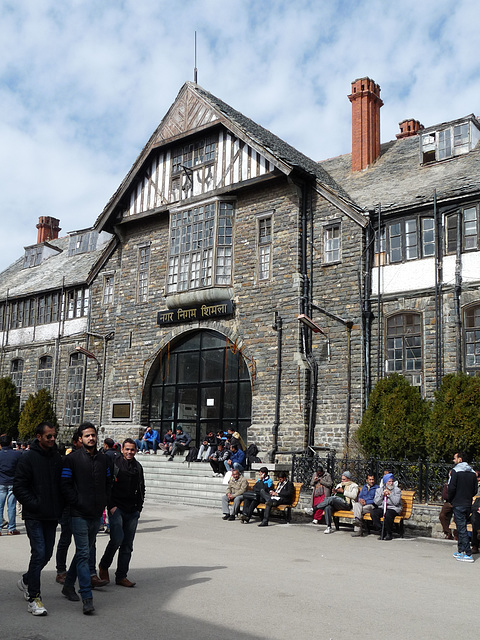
[224,461,244,473]
[453,505,472,555]
[24,519,58,598]
[65,516,101,599]
[0,483,17,531]
[99,508,139,580]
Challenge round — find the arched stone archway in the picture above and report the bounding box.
[146,329,252,446]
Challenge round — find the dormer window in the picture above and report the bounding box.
[23,246,44,268]
[420,118,480,164]
[68,231,97,256]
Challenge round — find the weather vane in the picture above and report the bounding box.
[194,31,198,84]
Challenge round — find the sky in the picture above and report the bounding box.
[1,0,480,272]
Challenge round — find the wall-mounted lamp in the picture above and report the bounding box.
[297,314,323,334]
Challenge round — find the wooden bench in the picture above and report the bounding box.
[332,490,416,537]
[230,480,303,522]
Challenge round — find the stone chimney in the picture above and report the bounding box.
[36,216,61,244]
[348,77,383,172]
[396,118,424,139]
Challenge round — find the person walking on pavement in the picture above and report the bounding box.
[0,434,23,536]
[448,451,478,563]
[13,422,63,616]
[61,422,112,614]
[98,438,145,588]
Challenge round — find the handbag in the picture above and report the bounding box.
[242,490,260,501]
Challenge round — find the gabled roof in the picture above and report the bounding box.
[321,117,480,215]
[96,82,364,231]
[0,236,114,300]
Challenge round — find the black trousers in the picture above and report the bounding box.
[370,507,397,537]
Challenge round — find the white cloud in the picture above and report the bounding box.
[1,0,480,271]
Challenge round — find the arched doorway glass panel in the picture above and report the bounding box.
[149,330,252,446]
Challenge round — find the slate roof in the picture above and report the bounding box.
[192,84,357,204]
[0,236,109,300]
[321,121,480,215]
[96,82,364,230]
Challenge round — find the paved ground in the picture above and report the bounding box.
[2,502,477,640]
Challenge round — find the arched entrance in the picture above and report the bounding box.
[148,329,252,446]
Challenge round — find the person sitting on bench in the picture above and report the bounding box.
[258,470,294,527]
[370,473,402,540]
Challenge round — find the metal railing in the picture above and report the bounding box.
[291,452,479,503]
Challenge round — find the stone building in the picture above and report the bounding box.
[0,216,113,433]
[3,77,479,454]
[87,82,367,455]
[323,77,480,399]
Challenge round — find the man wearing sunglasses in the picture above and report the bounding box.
[14,422,63,616]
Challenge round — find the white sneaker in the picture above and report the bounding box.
[312,519,319,524]
[304,507,314,516]
[28,596,47,616]
[17,578,29,601]
[324,526,333,534]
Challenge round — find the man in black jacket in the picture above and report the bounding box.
[98,438,145,587]
[61,422,112,614]
[448,451,478,563]
[13,421,63,616]
[258,470,294,527]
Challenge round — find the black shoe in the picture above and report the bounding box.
[383,535,393,541]
[222,514,230,520]
[258,521,268,527]
[168,457,174,461]
[82,598,95,615]
[62,585,80,602]
[228,515,235,521]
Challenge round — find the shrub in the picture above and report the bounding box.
[355,373,430,459]
[427,372,480,461]
[0,377,20,437]
[17,388,59,441]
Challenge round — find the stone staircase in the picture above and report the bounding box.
[139,453,253,508]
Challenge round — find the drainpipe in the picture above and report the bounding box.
[454,210,462,372]
[270,312,283,463]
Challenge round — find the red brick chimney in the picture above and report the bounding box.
[36,216,61,244]
[396,118,424,139]
[348,77,383,172]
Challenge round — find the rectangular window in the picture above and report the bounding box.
[66,289,88,319]
[258,217,272,280]
[138,246,150,303]
[103,275,114,305]
[324,224,340,263]
[446,206,478,254]
[421,218,435,257]
[438,129,452,161]
[23,246,43,268]
[166,201,233,294]
[374,228,386,266]
[463,207,478,250]
[388,223,402,263]
[171,136,217,175]
[421,120,472,163]
[405,219,418,260]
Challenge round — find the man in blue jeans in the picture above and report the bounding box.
[0,434,22,535]
[61,422,112,614]
[448,451,478,563]
[13,422,63,616]
[98,438,145,587]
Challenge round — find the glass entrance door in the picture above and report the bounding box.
[148,330,252,446]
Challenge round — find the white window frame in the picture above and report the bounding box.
[166,199,234,294]
[324,223,341,264]
[257,214,273,281]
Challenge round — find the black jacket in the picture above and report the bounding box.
[109,456,145,513]
[61,447,112,518]
[13,439,63,521]
[448,463,478,507]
